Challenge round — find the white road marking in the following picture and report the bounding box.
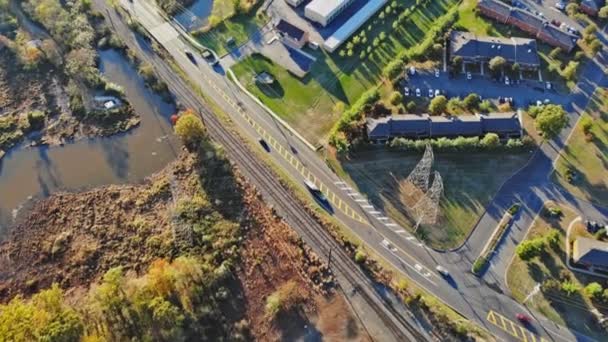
[369,211,381,215]
[355,199,368,203]
[378,217,389,221]
[386,223,398,227]
[362,205,374,209]
[334,181,346,185]
[394,229,406,233]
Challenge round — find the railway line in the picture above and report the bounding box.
[98,5,432,341]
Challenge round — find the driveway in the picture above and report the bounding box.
[406,70,566,109]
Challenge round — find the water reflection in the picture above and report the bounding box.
[174,0,213,31]
[0,49,179,234]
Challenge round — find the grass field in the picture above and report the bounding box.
[553,88,608,207]
[231,0,459,144]
[332,148,531,249]
[506,202,608,340]
[193,2,268,56]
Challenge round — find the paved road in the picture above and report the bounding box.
[109,1,608,341]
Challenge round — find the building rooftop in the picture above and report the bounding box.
[573,237,608,268]
[581,0,604,11]
[323,0,388,52]
[275,19,306,42]
[450,31,540,66]
[306,0,351,17]
[477,0,512,18]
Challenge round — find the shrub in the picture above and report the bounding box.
[428,95,447,115]
[354,249,367,264]
[463,93,480,111]
[535,104,568,139]
[406,101,416,112]
[174,109,206,150]
[562,61,579,81]
[447,97,463,114]
[389,91,403,105]
[480,133,500,149]
[329,88,380,152]
[580,116,593,135]
[27,110,46,131]
[507,204,521,215]
[472,257,487,275]
[584,282,603,300]
[546,229,561,249]
[478,100,493,113]
[561,280,580,296]
[545,206,563,218]
[488,56,506,74]
[516,238,545,261]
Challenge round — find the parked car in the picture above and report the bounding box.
[201,49,218,66]
[404,87,410,96]
[415,88,421,97]
[435,89,440,97]
[436,265,450,277]
[434,69,440,78]
[409,66,416,75]
[546,82,552,90]
[555,2,565,10]
[505,76,510,85]
[428,88,434,98]
[466,72,472,80]
[308,41,320,50]
[551,19,561,27]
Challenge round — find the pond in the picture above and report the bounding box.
[0,49,179,235]
[174,0,214,32]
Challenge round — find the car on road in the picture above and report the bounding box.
[259,138,270,152]
[434,69,440,78]
[185,50,197,64]
[466,72,472,80]
[516,313,532,324]
[304,179,332,212]
[415,88,421,97]
[435,265,450,277]
[404,87,410,96]
[201,49,219,66]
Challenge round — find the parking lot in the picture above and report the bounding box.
[405,69,567,109]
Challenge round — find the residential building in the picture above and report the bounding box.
[450,31,540,69]
[572,237,608,271]
[275,19,309,49]
[284,0,305,7]
[305,0,355,27]
[366,112,522,142]
[477,0,578,52]
[581,0,605,16]
[324,0,388,52]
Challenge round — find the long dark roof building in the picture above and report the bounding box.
[477,0,578,52]
[366,112,522,142]
[450,31,540,68]
[573,237,608,269]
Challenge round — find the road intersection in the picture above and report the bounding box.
[109,0,608,340]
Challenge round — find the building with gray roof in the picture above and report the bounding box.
[305,0,356,27]
[367,112,522,142]
[573,237,608,271]
[450,31,540,69]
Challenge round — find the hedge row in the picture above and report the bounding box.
[389,135,533,152]
[329,88,380,152]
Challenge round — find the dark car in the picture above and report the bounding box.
[259,138,271,152]
[185,50,197,64]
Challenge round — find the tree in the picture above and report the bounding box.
[566,3,579,16]
[516,238,545,261]
[354,249,367,263]
[545,229,561,249]
[561,280,580,296]
[428,95,447,115]
[389,91,403,105]
[480,133,500,149]
[511,63,520,74]
[584,282,603,300]
[452,56,463,70]
[447,97,463,115]
[174,109,206,150]
[463,93,479,111]
[600,6,608,19]
[488,56,506,74]
[406,101,416,112]
[562,61,579,81]
[535,104,568,139]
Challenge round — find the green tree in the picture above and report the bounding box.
[488,56,506,74]
[561,280,580,296]
[428,95,447,115]
[480,133,500,149]
[546,229,561,249]
[389,91,403,105]
[447,97,463,115]
[463,93,479,111]
[584,282,603,300]
[511,63,520,74]
[148,297,185,340]
[566,3,579,16]
[354,249,367,263]
[174,109,206,150]
[562,61,579,81]
[535,104,568,139]
[516,238,545,261]
[600,6,608,19]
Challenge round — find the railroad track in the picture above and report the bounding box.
[99,6,431,341]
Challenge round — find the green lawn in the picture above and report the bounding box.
[553,88,608,206]
[506,202,608,340]
[192,2,268,56]
[332,148,531,249]
[231,0,459,144]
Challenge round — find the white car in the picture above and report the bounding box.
[436,265,450,277]
[505,76,510,85]
[428,88,434,98]
[415,88,421,97]
[404,87,410,96]
[434,69,440,78]
[435,89,440,97]
[466,72,472,80]
[555,2,565,10]
[409,66,416,75]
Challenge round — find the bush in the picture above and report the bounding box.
[383,59,404,80]
[584,282,603,300]
[428,95,447,115]
[27,110,46,131]
[580,115,593,135]
[354,249,367,264]
[480,133,500,149]
[447,97,463,115]
[463,93,479,110]
[174,109,206,150]
[546,229,561,249]
[545,206,563,218]
[488,56,506,74]
[478,100,493,113]
[535,104,568,139]
[507,204,521,215]
[516,238,545,261]
[406,101,416,112]
[561,280,580,296]
[329,88,380,152]
[472,257,487,275]
[389,91,403,105]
